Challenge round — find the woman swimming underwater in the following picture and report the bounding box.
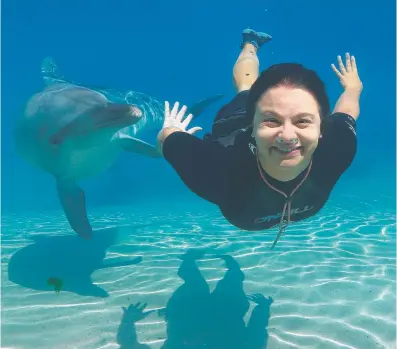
[157,29,362,248]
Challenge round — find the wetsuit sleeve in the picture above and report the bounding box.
[317,112,357,180]
[162,131,236,205]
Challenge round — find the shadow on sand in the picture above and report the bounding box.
[7,226,143,298]
[116,248,273,349]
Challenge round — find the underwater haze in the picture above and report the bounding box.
[2,0,396,348]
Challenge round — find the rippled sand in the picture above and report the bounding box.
[1,199,396,349]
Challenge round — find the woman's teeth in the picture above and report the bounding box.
[275,146,302,153]
[278,148,293,153]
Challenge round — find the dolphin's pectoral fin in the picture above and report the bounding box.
[117,135,162,158]
[187,94,224,118]
[56,178,93,240]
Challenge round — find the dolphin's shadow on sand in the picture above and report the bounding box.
[7,227,143,298]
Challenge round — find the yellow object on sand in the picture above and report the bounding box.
[47,277,63,294]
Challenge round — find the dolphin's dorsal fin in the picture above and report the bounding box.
[41,57,65,86]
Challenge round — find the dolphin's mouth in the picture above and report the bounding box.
[49,105,143,144]
[91,104,143,130]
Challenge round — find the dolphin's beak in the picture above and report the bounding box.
[90,104,143,130]
[49,104,143,144]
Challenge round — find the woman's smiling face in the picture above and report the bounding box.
[252,85,322,179]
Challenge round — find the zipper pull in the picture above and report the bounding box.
[280,219,288,230]
[270,224,287,250]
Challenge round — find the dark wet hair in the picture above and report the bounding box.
[246,63,330,121]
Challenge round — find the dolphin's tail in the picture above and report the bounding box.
[122,93,224,136]
[187,94,224,118]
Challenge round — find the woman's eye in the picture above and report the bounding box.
[262,119,280,126]
[296,119,311,127]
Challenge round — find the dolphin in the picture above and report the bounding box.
[7,227,142,298]
[13,57,224,239]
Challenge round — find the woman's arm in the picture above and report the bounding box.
[157,101,236,205]
[157,101,203,154]
[331,53,363,120]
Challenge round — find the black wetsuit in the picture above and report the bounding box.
[163,92,357,231]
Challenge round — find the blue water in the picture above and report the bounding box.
[2,0,396,348]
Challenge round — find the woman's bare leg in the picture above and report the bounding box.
[233,43,260,93]
[233,29,272,93]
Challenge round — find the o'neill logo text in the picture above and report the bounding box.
[254,205,314,224]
